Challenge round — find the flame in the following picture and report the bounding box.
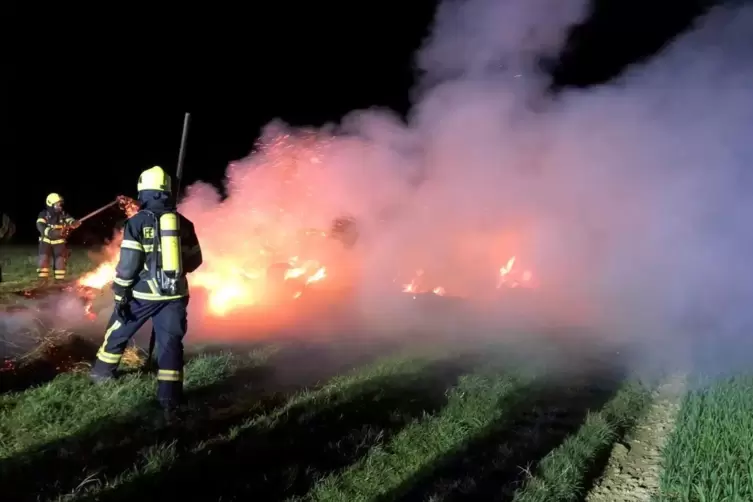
[401,269,449,298]
[496,255,534,289]
[399,255,534,299]
[75,132,538,321]
[77,196,140,290]
[190,257,329,316]
[78,262,117,290]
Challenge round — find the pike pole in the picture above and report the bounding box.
[174,112,190,202]
[147,112,191,372]
[76,200,119,224]
[61,199,120,241]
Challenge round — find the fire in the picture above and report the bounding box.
[402,269,447,298]
[400,255,534,299]
[74,132,538,322]
[77,196,140,290]
[190,257,328,316]
[496,256,534,289]
[77,135,340,319]
[78,262,117,290]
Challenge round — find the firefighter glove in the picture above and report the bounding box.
[114,294,133,322]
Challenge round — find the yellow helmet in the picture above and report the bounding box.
[46,193,63,207]
[137,166,172,193]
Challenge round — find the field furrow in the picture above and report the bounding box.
[305,368,525,502]
[511,380,653,502]
[67,350,468,501]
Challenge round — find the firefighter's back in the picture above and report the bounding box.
[121,209,202,302]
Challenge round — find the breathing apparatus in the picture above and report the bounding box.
[137,166,183,295]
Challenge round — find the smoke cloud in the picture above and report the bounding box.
[177,0,753,375]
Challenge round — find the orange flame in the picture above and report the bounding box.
[496,255,534,289]
[77,196,139,290]
[75,134,539,321]
[400,254,534,299]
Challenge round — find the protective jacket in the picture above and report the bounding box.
[36,208,76,244]
[111,197,203,302]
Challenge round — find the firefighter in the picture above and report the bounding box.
[0,213,15,242]
[0,212,16,283]
[89,166,203,416]
[36,193,80,281]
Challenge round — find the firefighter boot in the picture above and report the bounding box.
[89,360,118,384]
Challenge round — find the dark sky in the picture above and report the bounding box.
[3,0,716,244]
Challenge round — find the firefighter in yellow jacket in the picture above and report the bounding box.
[89,166,203,413]
[36,193,80,281]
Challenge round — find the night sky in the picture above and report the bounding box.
[3,0,716,245]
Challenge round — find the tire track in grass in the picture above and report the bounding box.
[303,367,530,502]
[586,375,685,502]
[511,380,653,502]
[656,375,753,502]
[76,349,468,501]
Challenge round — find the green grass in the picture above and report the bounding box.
[512,380,653,502]
[3,333,722,502]
[78,350,458,500]
[0,351,266,458]
[306,368,529,501]
[307,366,643,502]
[0,349,277,502]
[0,245,93,296]
[657,376,753,502]
[1,348,458,501]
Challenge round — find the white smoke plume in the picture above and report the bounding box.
[178,0,753,375]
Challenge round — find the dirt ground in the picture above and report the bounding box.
[585,374,686,502]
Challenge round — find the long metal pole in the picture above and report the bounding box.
[76,200,119,224]
[174,112,191,200]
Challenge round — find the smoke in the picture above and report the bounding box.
[177,0,753,375]
[416,0,590,83]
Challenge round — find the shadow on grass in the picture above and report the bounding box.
[84,357,475,502]
[381,365,626,502]
[0,335,98,394]
[0,363,285,502]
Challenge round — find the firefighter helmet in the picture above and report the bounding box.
[137,166,172,193]
[46,193,63,207]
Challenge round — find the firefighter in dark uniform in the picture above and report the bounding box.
[0,212,16,282]
[36,193,80,281]
[89,166,203,413]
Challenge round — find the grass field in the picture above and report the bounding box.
[657,376,753,502]
[1,244,752,501]
[0,245,92,297]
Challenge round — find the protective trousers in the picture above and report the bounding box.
[91,297,189,407]
[38,242,68,280]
